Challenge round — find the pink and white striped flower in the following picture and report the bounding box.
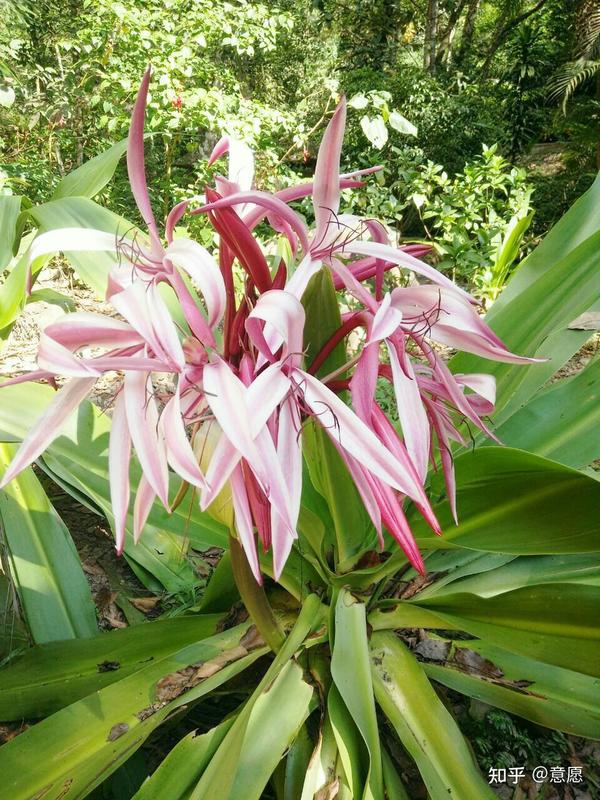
[1,71,538,582]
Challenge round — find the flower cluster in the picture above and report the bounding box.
[0,69,535,581]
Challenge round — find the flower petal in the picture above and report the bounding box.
[124,370,170,508]
[109,391,131,555]
[201,361,291,506]
[230,465,262,583]
[313,98,347,245]
[386,340,430,483]
[164,238,226,329]
[296,368,427,504]
[127,68,162,255]
[196,192,309,255]
[159,385,207,489]
[246,289,305,366]
[0,377,95,488]
[284,254,323,300]
[133,474,156,544]
[345,241,474,302]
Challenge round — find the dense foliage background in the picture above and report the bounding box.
[1,0,599,294]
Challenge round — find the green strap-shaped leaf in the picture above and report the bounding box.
[0,195,22,269]
[0,444,97,643]
[0,621,268,800]
[331,589,383,800]
[303,421,375,568]
[52,138,129,200]
[133,717,236,800]
[370,631,495,800]
[411,447,600,554]
[0,614,223,720]
[0,232,42,336]
[429,553,600,599]
[381,748,411,800]
[283,723,315,800]
[225,661,314,800]
[301,269,375,569]
[300,714,339,800]
[420,635,600,739]
[404,550,516,599]
[451,173,600,422]
[0,573,29,660]
[328,684,367,798]
[415,583,600,676]
[494,355,600,469]
[189,594,322,800]
[26,287,76,313]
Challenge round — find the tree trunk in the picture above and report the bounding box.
[436,0,469,65]
[456,0,481,62]
[423,0,439,73]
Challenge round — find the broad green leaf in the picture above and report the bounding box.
[412,447,600,554]
[408,550,516,599]
[300,714,339,800]
[0,574,29,661]
[494,356,600,468]
[300,271,374,566]
[0,621,268,800]
[0,614,223,720]
[26,287,76,313]
[451,175,600,420]
[433,553,600,598]
[370,631,495,799]
[420,636,600,739]
[52,139,129,200]
[190,594,322,800]
[0,252,27,336]
[301,267,345,376]
[225,661,313,800]
[259,539,325,602]
[133,717,235,800]
[0,195,22,268]
[328,684,366,799]
[489,210,533,295]
[360,114,388,149]
[303,421,375,568]
[381,748,411,800]
[284,724,315,800]
[388,110,417,137]
[415,583,600,676]
[0,444,97,643]
[369,602,457,632]
[492,173,600,304]
[331,590,383,800]
[196,550,239,612]
[0,232,42,336]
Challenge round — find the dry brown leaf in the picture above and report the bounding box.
[568,312,600,331]
[128,596,160,612]
[104,602,127,629]
[82,560,106,577]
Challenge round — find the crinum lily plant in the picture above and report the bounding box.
[0,69,533,589]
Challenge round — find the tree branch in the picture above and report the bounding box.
[481,0,551,74]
